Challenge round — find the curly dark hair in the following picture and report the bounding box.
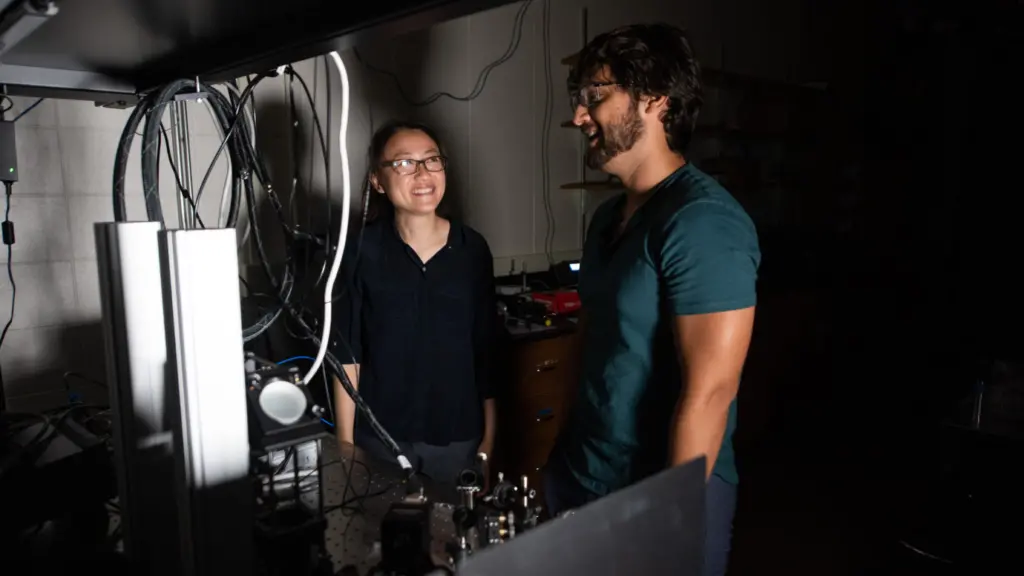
[569,23,704,153]
[363,119,447,222]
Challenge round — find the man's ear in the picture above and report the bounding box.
[644,94,670,116]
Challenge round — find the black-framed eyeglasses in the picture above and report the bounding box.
[380,155,447,176]
[569,82,624,110]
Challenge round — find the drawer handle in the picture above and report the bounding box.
[535,359,559,372]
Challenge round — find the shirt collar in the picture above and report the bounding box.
[386,218,465,250]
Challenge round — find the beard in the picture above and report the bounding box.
[585,104,645,170]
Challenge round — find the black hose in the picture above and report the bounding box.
[112,94,155,222]
[119,78,256,228]
[141,79,194,223]
[199,84,248,227]
[242,163,408,468]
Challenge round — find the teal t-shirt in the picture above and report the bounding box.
[557,162,760,495]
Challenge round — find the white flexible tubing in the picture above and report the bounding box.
[301,50,350,385]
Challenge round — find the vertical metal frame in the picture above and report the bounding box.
[95,221,181,576]
[159,228,252,575]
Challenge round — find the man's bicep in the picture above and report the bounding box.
[660,203,759,316]
[673,308,755,389]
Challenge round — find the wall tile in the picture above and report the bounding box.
[56,99,133,130]
[0,261,77,330]
[59,127,124,196]
[73,260,102,322]
[0,195,72,264]
[67,196,114,260]
[12,125,63,195]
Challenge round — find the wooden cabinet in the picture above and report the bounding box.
[494,330,580,510]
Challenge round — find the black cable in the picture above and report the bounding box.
[328,180,371,304]
[245,188,409,476]
[0,182,15,412]
[12,98,43,123]
[325,480,396,515]
[157,122,206,229]
[287,67,300,225]
[541,0,556,264]
[353,0,533,107]
[286,64,332,296]
[113,92,157,221]
[141,79,196,222]
[194,74,269,211]
[62,371,107,390]
[274,447,296,475]
[282,65,332,315]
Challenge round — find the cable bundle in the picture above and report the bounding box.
[110,57,413,481]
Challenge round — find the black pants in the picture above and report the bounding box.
[354,428,479,486]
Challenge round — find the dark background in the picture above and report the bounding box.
[727,0,1024,573]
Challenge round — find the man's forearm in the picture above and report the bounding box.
[669,383,735,478]
[334,364,360,444]
[480,398,497,455]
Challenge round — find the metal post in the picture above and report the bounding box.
[160,228,252,575]
[95,222,181,576]
[168,102,196,229]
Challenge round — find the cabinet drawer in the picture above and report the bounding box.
[507,393,567,432]
[515,367,573,401]
[513,335,580,399]
[506,403,562,470]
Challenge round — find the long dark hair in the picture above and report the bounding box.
[364,120,448,222]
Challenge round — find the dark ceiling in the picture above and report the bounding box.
[0,0,518,102]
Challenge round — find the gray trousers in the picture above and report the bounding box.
[354,428,479,486]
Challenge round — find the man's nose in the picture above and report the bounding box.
[572,104,590,127]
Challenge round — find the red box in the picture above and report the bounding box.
[530,290,581,315]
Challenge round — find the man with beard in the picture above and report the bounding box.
[543,23,760,575]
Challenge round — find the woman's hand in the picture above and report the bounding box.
[476,442,493,491]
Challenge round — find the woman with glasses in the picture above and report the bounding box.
[332,120,497,486]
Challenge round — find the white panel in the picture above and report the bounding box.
[96,222,170,433]
[0,195,71,263]
[160,228,251,574]
[12,125,63,195]
[95,221,180,575]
